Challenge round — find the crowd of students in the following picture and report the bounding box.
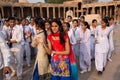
[0,15,117,80]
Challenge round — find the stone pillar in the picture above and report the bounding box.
[92,7,95,14]
[106,6,108,16]
[40,4,42,18]
[1,7,4,18]
[73,7,75,17]
[11,7,14,17]
[100,7,102,18]
[58,7,60,18]
[64,7,65,18]
[53,7,55,18]
[21,7,24,18]
[103,7,106,17]
[76,8,78,17]
[31,7,34,17]
[114,5,117,20]
[47,7,49,18]
[81,9,83,15]
[86,8,88,15]
[110,7,113,17]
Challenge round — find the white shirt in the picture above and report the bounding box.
[8,25,23,46]
[2,25,9,31]
[68,27,81,45]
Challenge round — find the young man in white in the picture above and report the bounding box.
[7,17,23,80]
[0,31,12,80]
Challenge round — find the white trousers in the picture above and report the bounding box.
[95,52,107,71]
[11,45,23,77]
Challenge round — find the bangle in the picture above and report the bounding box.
[51,51,56,56]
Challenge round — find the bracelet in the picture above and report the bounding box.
[51,51,56,57]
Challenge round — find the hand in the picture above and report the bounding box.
[51,51,56,56]
[38,38,44,43]
[10,40,17,43]
[95,40,98,44]
[3,67,11,74]
[34,37,39,42]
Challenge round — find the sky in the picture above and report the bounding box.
[28,0,44,3]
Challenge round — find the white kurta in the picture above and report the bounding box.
[95,25,115,71]
[0,31,12,70]
[7,25,23,77]
[79,29,91,70]
[107,30,114,59]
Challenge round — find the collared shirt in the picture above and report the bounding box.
[68,27,81,45]
[8,25,23,46]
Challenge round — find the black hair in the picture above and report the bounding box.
[67,15,72,19]
[44,20,51,25]
[8,17,15,21]
[51,19,66,44]
[109,17,114,21]
[72,19,78,23]
[82,21,90,29]
[15,18,20,22]
[92,19,97,23]
[80,16,85,19]
[64,22,70,29]
[102,18,109,26]
[20,17,26,22]
[35,17,47,42]
[30,17,35,20]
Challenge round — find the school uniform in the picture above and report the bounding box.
[19,24,31,66]
[107,25,115,59]
[0,31,13,79]
[90,26,96,59]
[68,27,81,64]
[79,29,91,71]
[7,25,23,77]
[95,25,115,72]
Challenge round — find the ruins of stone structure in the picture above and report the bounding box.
[0,0,120,21]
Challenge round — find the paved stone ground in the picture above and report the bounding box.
[11,25,120,80]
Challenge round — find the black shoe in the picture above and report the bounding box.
[103,67,105,71]
[98,71,103,75]
[91,58,95,61]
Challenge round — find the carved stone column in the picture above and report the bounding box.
[53,7,55,18]
[58,7,60,18]
[31,7,34,17]
[11,7,14,17]
[64,7,65,18]
[47,7,49,18]
[106,6,108,16]
[92,7,95,14]
[1,7,4,18]
[21,7,24,18]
